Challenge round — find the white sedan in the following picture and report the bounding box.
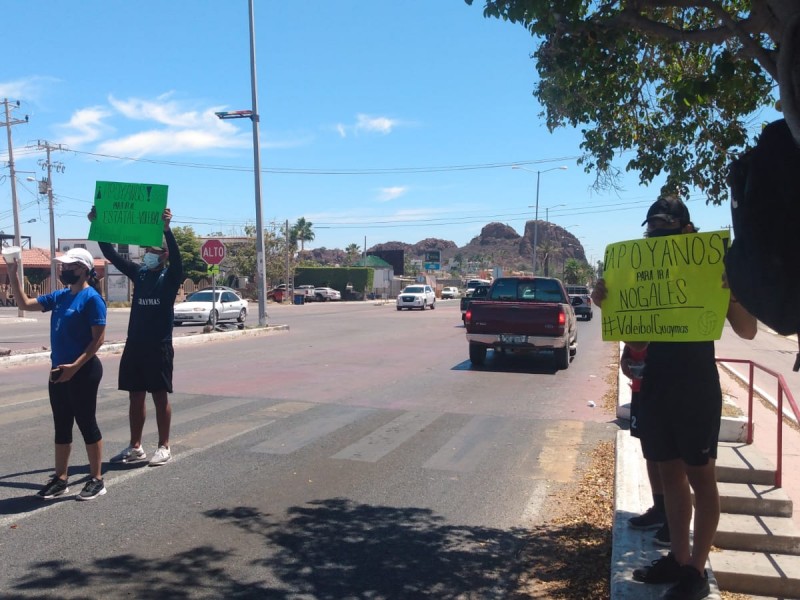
[174,289,248,327]
[314,287,342,301]
[396,285,436,310]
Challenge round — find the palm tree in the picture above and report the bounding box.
[292,217,315,252]
[345,243,361,265]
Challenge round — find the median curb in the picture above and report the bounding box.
[0,324,290,368]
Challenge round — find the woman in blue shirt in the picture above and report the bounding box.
[6,247,108,500]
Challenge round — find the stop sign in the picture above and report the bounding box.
[201,239,226,265]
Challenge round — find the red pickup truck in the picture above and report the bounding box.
[464,276,578,369]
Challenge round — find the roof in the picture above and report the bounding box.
[354,255,392,268]
[4,247,106,269]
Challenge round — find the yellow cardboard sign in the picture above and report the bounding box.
[601,230,730,342]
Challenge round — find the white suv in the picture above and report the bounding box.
[396,285,436,310]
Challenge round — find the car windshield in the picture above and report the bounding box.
[403,286,424,293]
[490,279,565,302]
[186,291,219,303]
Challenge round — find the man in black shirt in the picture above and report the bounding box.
[89,207,183,466]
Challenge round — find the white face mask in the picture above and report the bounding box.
[143,253,162,269]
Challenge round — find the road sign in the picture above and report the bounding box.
[207,264,220,275]
[201,239,226,265]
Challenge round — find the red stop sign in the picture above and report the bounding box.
[201,239,226,265]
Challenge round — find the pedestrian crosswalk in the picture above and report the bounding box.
[0,387,590,515]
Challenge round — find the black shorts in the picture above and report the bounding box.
[639,368,722,466]
[118,341,174,393]
[629,390,642,439]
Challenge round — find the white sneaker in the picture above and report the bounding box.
[148,445,172,466]
[110,445,147,464]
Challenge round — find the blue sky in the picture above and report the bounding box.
[0,1,775,267]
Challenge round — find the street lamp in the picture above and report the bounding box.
[512,165,568,274]
[214,0,267,327]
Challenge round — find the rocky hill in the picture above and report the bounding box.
[368,221,587,274]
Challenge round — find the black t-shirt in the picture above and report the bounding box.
[643,340,717,380]
[99,229,183,344]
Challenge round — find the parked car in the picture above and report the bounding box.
[314,286,342,301]
[295,285,317,301]
[174,289,248,327]
[441,286,460,299]
[397,285,436,310]
[565,285,593,320]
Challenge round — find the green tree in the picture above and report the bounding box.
[537,239,561,277]
[468,0,800,204]
[172,226,206,282]
[562,258,583,284]
[345,243,361,265]
[291,217,315,252]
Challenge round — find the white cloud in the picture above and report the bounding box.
[355,113,397,134]
[336,123,347,138]
[377,186,408,202]
[0,76,58,103]
[56,107,113,147]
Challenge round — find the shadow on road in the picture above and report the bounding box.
[5,498,531,598]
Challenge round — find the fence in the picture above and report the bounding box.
[717,357,800,487]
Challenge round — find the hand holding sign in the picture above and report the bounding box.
[88,181,168,246]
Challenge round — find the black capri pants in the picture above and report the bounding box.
[48,356,103,445]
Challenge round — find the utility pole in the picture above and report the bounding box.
[285,219,290,301]
[2,99,29,316]
[37,140,65,291]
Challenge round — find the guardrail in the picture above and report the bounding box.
[716,357,800,487]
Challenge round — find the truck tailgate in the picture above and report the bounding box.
[466,301,565,336]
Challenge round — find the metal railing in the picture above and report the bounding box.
[716,357,800,487]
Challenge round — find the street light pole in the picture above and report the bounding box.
[512,165,567,275]
[215,0,267,326]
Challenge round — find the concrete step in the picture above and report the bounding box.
[718,481,794,517]
[717,442,777,486]
[710,549,800,598]
[715,513,800,554]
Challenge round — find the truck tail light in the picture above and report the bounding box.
[558,308,566,326]
[465,309,472,324]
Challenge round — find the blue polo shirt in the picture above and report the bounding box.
[37,287,107,367]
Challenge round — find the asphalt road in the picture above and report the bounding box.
[0,300,618,598]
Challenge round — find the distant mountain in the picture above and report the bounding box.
[299,221,587,273]
[369,221,587,273]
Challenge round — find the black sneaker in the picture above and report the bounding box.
[632,552,682,584]
[37,476,69,500]
[663,565,710,600]
[77,478,106,501]
[628,505,666,529]
[654,522,671,546]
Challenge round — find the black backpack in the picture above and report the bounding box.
[725,118,800,371]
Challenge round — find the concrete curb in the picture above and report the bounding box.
[0,324,290,368]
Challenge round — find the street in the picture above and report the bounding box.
[0,300,617,599]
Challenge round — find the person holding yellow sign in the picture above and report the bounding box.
[593,196,756,600]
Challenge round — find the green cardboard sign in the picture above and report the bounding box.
[601,230,731,342]
[88,181,168,246]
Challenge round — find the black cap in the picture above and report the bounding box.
[641,196,691,227]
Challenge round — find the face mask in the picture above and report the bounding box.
[143,253,162,269]
[59,270,80,285]
[646,228,681,238]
